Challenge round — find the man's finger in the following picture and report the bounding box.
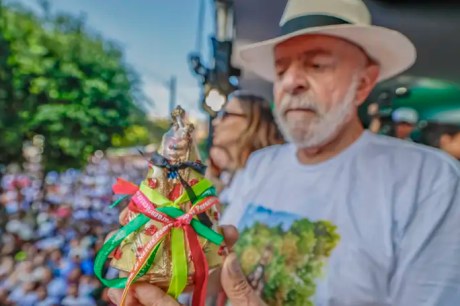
[221,225,239,250]
[206,266,223,296]
[221,253,265,305]
[107,288,122,305]
[107,288,138,306]
[134,282,180,306]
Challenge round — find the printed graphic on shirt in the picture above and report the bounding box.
[235,204,340,306]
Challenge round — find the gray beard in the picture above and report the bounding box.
[273,79,358,149]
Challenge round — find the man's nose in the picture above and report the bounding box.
[281,63,309,96]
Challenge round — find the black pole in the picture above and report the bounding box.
[207,113,214,153]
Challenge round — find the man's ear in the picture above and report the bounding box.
[355,63,380,106]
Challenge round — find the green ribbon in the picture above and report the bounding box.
[110,195,129,209]
[94,179,223,292]
[94,213,151,288]
[169,227,187,298]
[139,178,213,208]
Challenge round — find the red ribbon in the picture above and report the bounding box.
[186,224,209,306]
[113,178,139,195]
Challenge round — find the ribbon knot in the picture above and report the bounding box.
[173,214,193,227]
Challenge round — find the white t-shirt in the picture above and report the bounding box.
[221,131,460,306]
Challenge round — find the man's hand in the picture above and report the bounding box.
[108,282,179,306]
[108,254,265,306]
[219,252,266,306]
[108,225,265,306]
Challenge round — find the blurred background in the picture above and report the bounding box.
[0,0,459,305]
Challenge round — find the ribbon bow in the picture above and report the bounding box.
[94,178,223,306]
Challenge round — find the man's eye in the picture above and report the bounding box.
[276,69,286,77]
[312,63,326,69]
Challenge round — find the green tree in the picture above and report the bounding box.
[111,119,171,148]
[0,2,151,170]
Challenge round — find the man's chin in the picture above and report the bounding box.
[292,139,321,149]
[288,134,318,149]
[290,130,335,149]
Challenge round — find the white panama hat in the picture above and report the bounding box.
[238,0,417,82]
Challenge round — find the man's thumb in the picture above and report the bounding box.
[221,253,264,305]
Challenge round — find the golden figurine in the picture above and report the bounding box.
[110,106,223,289]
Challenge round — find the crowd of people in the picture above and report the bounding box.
[0,152,148,306]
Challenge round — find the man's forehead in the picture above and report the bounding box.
[274,34,362,60]
[275,49,333,65]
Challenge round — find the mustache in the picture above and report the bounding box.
[279,94,321,114]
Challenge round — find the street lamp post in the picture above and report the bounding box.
[189,0,241,151]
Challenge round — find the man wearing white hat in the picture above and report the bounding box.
[108,0,460,305]
[217,0,460,305]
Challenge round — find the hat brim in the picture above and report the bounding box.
[238,24,417,82]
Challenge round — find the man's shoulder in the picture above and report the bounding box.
[228,144,290,187]
[365,132,460,179]
[245,143,292,170]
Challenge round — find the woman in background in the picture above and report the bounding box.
[207,90,284,205]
